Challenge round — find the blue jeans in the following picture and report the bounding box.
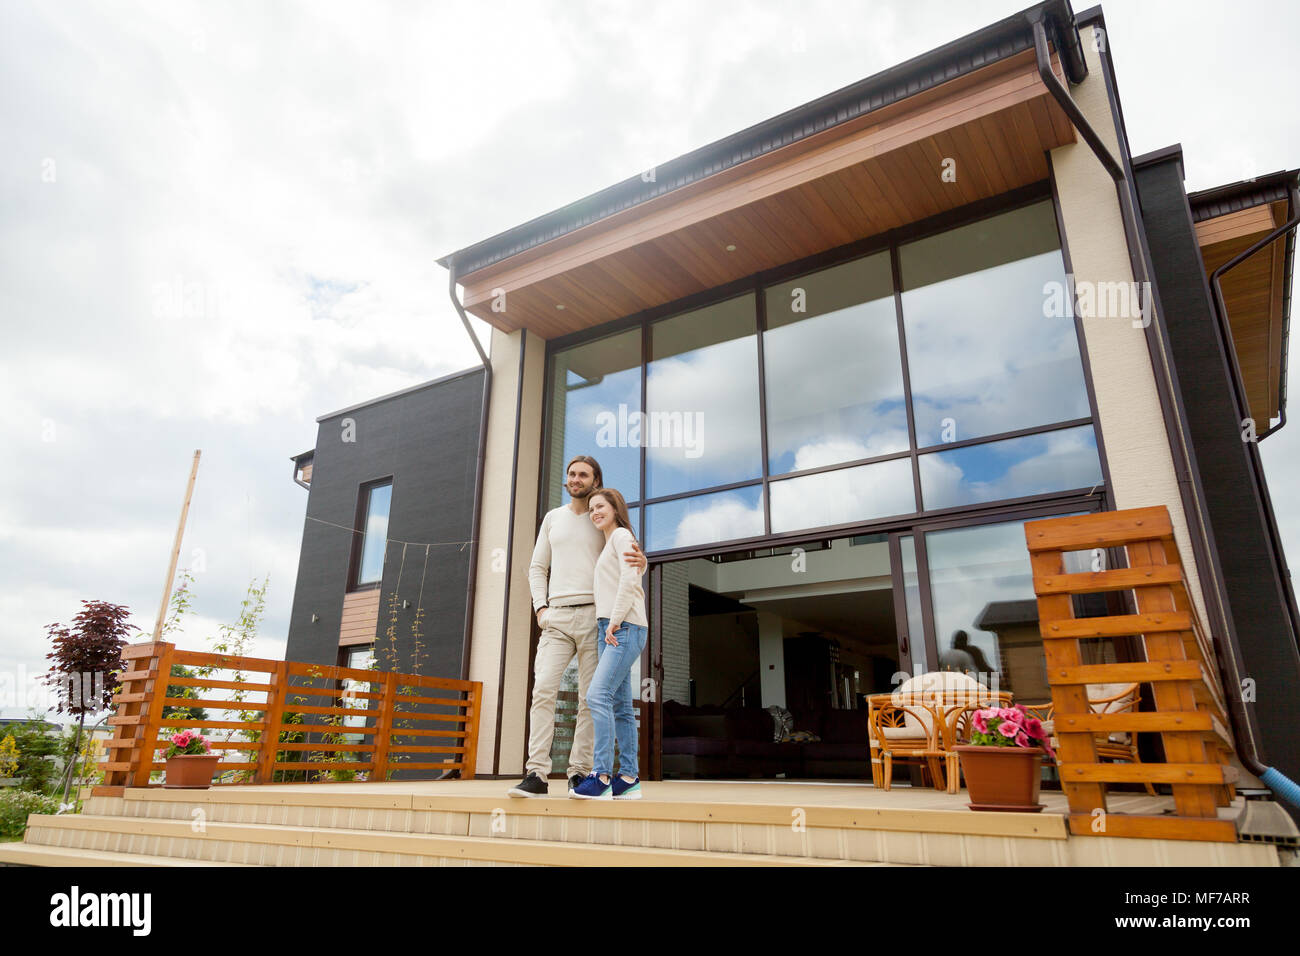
[589,618,647,779]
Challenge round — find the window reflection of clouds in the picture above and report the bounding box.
[358,484,391,584]
[763,254,908,474]
[900,200,1090,448]
[920,426,1101,511]
[770,457,914,533]
[561,365,641,499]
[548,200,1106,543]
[551,329,642,505]
[646,486,764,551]
[647,297,762,497]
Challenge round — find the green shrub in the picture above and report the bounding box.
[0,789,61,839]
[0,719,62,794]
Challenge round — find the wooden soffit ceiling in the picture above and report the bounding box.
[459,47,1078,339]
[1196,200,1289,425]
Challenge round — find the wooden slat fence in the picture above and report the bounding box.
[95,642,481,794]
[1025,506,1239,842]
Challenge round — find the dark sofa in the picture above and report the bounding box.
[661,701,870,779]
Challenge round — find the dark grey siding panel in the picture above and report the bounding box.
[285,368,485,683]
[1136,158,1300,804]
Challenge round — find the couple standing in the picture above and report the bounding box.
[508,454,649,801]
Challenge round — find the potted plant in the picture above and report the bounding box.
[161,730,219,789]
[954,706,1055,812]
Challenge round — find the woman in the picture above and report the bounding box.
[570,487,647,801]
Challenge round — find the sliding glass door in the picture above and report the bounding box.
[890,503,1102,703]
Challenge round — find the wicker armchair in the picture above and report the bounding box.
[869,672,1010,793]
[867,694,946,790]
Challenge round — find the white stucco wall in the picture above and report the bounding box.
[465,325,546,776]
[1049,31,1210,625]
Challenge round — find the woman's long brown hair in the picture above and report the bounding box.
[589,487,636,540]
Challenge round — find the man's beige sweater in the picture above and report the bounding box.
[529,505,605,610]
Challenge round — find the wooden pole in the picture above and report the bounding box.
[150,450,201,642]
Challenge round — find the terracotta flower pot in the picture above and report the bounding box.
[164,753,221,789]
[954,745,1045,812]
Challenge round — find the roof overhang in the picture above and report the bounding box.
[441,3,1085,339]
[1190,172,1297,427]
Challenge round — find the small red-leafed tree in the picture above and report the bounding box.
[43,601,137,803]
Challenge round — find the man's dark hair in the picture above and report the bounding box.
[565,455,603,490]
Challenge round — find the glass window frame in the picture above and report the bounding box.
[349,478,393,591]
[538,183,1110,559]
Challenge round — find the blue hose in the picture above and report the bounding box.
[1259,767,1300,809]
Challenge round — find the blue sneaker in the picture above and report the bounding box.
[570,773,613,800]
[612,775,642,800]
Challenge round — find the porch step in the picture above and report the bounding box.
[72,787,1056,865]
[0,842,251,867]
[19,813,883,867]
[30,781,1277,867]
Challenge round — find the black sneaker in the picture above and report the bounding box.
[508,772,548,798]
[569,774,585,793]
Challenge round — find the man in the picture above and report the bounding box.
[509,454,646,797]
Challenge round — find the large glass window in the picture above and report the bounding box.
[547,328,642,509]
[763,253,908,474]
[646,485,764,552]
[769,457,914,533]
[647,295,762,498]
[543,195,1105,553]
[922,514,1111,702]
[918,425,1102,511]
[354,481,392,588]
[899,200,1091,448]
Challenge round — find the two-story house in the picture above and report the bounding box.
[286,1,1299,820]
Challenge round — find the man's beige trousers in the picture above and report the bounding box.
[525,604,598,779]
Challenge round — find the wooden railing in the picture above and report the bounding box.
[95,642,482,794]
[1025,507,1239,842]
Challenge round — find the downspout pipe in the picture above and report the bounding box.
[1209,186,1298,442]
[447,259,492,687]
[1029,11,1300,807]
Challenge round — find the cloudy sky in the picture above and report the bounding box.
[3,0,1298,718]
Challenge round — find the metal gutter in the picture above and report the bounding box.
[290,451,313,491]
[1209,186,1297,442]
[1187,171,1297,438]
[447,260,492,693]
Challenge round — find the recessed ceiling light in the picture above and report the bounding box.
[725,244,737,252]
[556,304,565,310]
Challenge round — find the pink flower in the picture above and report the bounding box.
[1024,717,1046,739]
[998,707,1021,723]
[172,731,192,747]
[202,738,211,753]
[997,719,1020,738]
[1015,731,1032,748]
[971,711,988,734]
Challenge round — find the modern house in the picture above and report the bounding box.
[6,0,1296,871]
[284,0,1299,824]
